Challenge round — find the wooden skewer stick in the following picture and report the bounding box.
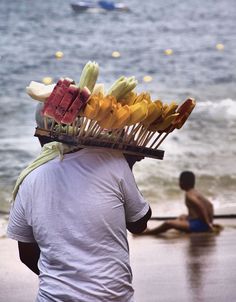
[122,126,132,144]
[141,130,159,147]
[84,120,97,137]
[111,128,125,147]
[71,120,76,136]
[91,124,101,137]
[75,117,82,136]
[140,131,154,147]
[51,120,56,133]
[86,119,95,132]
[136,125,152,143]
[93,127,104,138]
[126,124,143,143]
[135,128,149,145]
[153,132,169,149]
[77,117,84,137]
[89,122,100,136]
[125,124,136,141]
[138,130,152,146]
[44,117,49,130]
[153,127,175,149]
[66,124,70,135]
[78,118,89,137]
[149,132,162,148]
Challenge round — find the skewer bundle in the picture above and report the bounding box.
[27,61,196,160]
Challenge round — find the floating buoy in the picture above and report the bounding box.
[42,77,53,85]
[143,75,153,83]
[112,51,121,58]
[164,49,173,55]
[216,43,224,51]
[55,51,64,59]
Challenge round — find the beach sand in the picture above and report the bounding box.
[1,219,236,302]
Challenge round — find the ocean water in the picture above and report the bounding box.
[0,0,236,219]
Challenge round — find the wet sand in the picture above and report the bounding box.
[0,219,236,302]
[130,219,236,302]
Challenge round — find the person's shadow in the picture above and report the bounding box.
[185,232,218,302]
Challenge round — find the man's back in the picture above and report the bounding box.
[8,148,149,301]
[185,189,214,222]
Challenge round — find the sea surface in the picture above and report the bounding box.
[0,0,236,228]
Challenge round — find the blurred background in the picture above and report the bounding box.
[0,0,235,227]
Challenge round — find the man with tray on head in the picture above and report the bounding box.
[7,101,152,302]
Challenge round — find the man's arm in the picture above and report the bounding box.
[126,207,152,234]
[18,242,40,275]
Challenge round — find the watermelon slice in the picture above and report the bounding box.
[42,78,73,118]
[53,85,79,123]
[60,87,90,124]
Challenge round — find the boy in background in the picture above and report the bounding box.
[141,171,214,235]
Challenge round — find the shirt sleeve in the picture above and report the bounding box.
[119,161,149,223]
[7,183,36,243]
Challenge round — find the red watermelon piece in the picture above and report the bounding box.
[42,78,72,119]
[53,85,79,123]
[61,87,90,124]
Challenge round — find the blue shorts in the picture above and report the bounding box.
[188,219,209,232]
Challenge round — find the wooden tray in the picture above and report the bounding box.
[35,127,165,160]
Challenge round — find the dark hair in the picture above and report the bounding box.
[179,171,195,189]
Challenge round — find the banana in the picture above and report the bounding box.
[127,100,149,125]
[112,105,131,129]
[78,61,99,93]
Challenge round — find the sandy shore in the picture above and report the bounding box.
[1,219,236,302]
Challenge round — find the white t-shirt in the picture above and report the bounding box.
[7,148,149,302]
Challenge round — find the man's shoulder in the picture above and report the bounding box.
[186,190,199,202]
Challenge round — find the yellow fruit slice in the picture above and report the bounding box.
[149,113,179,132]
[163,101,178,117]
[119,91,137,106]
[142,101,163,126]
[81,95,99,119]
[95,96,113,121]
[98,103,118,129]
[112,105,131,129]
[127,100,149,125]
